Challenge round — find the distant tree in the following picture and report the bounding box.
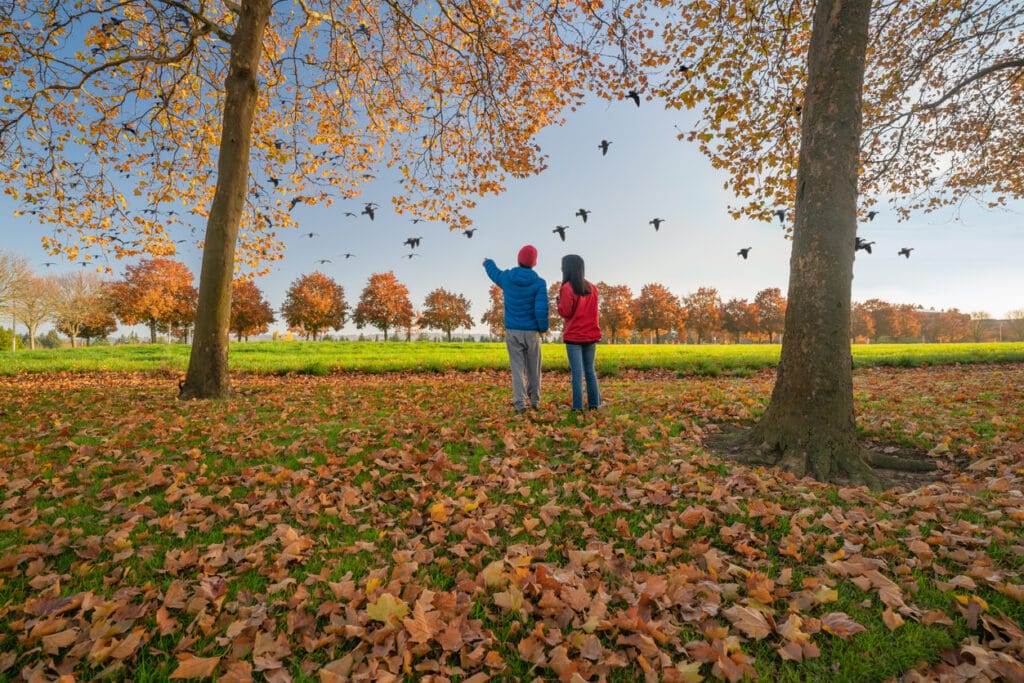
[231,279,276,341]
[11,275,58,349]
[547,282,564,336]
[753,288,786,343]
[938,308,972,342]
[481,285,505,339]
[1007,310,1024,342]
[109,259,198,343]
[968,311,992,343]
[280,272,347,340]
[0,252,31,350]
[682,287,722,344]
[420,288,473,342]
[850,302,875,343]
[632,283,680,344]
[597,283,634,344]
[353,272,413,342]
[862,299,898,342]
[895,304,922,341]
[720,298,758,343]
[53,271,113,347]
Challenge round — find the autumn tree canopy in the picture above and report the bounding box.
[419,288,473,342]
[109,258,197,343]
[280,272,346,341]
[52,271,113,348]
[353,272,413,342]
[597,283,634,344]
[682,286,721,344]
[632,283,681,343]
[230,279,275,342]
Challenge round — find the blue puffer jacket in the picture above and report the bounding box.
[484,260,549,333]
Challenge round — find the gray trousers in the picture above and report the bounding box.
[505,329,542,410]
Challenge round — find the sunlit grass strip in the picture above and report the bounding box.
[2,341,1024,376]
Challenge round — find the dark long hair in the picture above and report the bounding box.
[561,254,590,296]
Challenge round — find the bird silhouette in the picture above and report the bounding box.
[575,208,591,223]
[410,218,424,224]
[404,253,420,259]
[553,225,568,241]
[773,209,787,224]
[649,218,664,231]
[288,196,307,211]
[316,258,332,264]
[737,247,752,259]
[268,177,280,187]
[898,247,914,258]
[342,253,356,259]
[404,237,422,248]
[464,228,477,238]
[626,90,640,107]
[343,211,357,217]
[679,64,692,74]
[866,210,878,221]
[855,237,875,254]
[304,231,319,238]
[362,202,378,220]
[598,140,612,156]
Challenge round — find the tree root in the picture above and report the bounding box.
[862,450,936,472]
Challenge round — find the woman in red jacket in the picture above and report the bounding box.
[557,254,602,411]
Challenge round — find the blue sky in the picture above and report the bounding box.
[3,97,1023,337]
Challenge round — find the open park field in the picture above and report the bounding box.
[1,343,1023,681]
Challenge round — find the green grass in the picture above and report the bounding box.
[3,340,1024,375]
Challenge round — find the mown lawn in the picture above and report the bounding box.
[3,340,1024,376]
[0,354,1022,681]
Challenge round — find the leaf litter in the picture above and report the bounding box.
[0,364,1022,681]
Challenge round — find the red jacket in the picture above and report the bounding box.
[557,281,602,343]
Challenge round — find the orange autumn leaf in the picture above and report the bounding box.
[169,655,221,679]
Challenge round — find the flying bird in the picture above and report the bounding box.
[679,64,692,74]
[288,196,307,211]
[866,210,879,221]
[316,259,332,264]
[553,225,569,241]
[404,253,420,259]
[773,209,787,224]
[343,211,357,217]
[737,247,752,259]
[626,90,640,107]
[464,228,477,238]
[575,208,591,223]
[362,202,378,220]
[404,237,422,248]
[342,253,356,259]
[303,231,319,238]
[598,140,612,156]
[898,247,914,258]
[649,218,664,231]
[855,237,875,254]
[410,218,424,224]
[268,177,280,187]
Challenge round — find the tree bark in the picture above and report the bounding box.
[180,0,272,399]
[741,0,877,486]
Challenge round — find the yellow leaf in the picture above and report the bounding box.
[366,593,408,626]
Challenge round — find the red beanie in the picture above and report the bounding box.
[517,245,538,268]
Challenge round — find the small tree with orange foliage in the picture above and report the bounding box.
[596,283,634,344]
[419,288,473,342]
[230,279,275,341]
[353,272,413,342]
[480,285,505,339]
[632,283,680,344]
[280,272,347,340]
[109,259,197,343]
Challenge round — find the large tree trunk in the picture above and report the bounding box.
[742,0,876,486]
[180,0,272,400]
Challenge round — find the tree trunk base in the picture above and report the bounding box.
[706,425,938,491]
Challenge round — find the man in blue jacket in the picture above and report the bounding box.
[483,245,549,413]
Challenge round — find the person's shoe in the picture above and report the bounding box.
[514,406,528,415]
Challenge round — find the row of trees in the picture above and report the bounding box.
[8,251,1020,348]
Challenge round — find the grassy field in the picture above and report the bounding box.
[1,348,1023,681]
[3,340,1024,376]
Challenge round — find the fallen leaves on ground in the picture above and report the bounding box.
[0,364,1022,681]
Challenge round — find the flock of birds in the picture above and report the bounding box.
[281,86,918,274]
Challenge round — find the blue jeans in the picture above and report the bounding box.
[565,342,600,410]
